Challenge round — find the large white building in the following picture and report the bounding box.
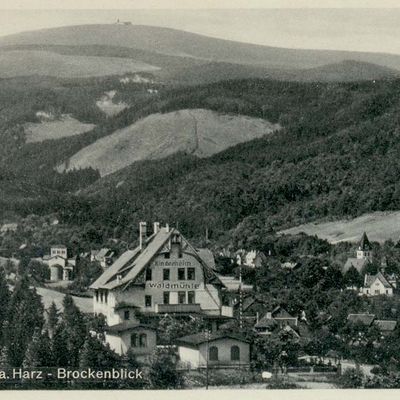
[90,222,235,357]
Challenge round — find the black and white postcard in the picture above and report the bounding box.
[0,0,400,395]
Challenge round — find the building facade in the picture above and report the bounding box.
[91,222,233,356]
[177,332,250,369]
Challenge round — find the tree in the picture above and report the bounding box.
[0,346,11,369]
[148,348,183,389]
[23,328,42,368]
[6,275,44,366]
[344,266,363,288]
[336,367,364,388]
[61,295,87,367]
[0,268,10,344]
[47,302,60,339]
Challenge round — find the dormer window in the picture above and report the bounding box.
[172,233,181,244]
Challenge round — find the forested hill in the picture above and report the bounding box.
[76,78,400,242]
[2,77,400,243]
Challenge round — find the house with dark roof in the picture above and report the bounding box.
[90,222,234,355]
[91,248,116,269]
[343,232,373,274]
[176,331,250,369]
[254,306,298,335]
[347,313,376,327]
[361,271,394,297]
[373,320,397,334]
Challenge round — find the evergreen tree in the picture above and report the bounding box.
[51,322,69,367]
[61,295,86,367]
[0,268,10,325]
[47,302,60,339]
[0,346,11,369]
[344,266,363,288]
[23,328,42,368]
[6,275,44,366]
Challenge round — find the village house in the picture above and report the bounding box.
[176,331,250,369]
[90,222,235,357]
[343,232,373,274]
[236,249,268,268]
[254,305,298,335]
[42,245,76,281]
[91,248,116,269]
[361,271,394,297]
[0,223,18,236]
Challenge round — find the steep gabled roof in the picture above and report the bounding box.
[343,258,369,273]
[197,248,216,270]
[364,271,392,289]
[359,232,372,251]
[90,248,141,289]
[91,227,224,290]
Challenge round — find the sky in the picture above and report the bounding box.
[3,0,400,9]
[0,2,400,54]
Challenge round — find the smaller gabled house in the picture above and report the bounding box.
[105,321,157,361]
[343,232,373,274]
[43,245,76,281]
[254,306,298,335]
[176,331,250,369]
[361,271,394,297]
[347,313,376,327]
[373,320,397,335]
[91,248,116,269]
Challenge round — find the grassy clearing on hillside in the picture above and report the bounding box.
[280,211,400,243]
[24,115,96,143]
[96,90,128,117]
[58,109,280,176]
[0,50,160,78]
[36,286,92,314]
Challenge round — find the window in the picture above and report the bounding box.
[95,290,99,302]
[100,291,104,302]
[178,268,186,280]
[124,310,130,320]
[104,291,108,304]
[375,290,380,294]
[130,333,138,347]
[163,292,170,304]
[145,268,152,281]
[164,253,170,259]
[178,291,186,304]
[139,333,147,348]
[163,269,170,281]
[187,268,195,280]
[231,345,240,361]
[188,291,195,304]
[209,346,218,361]
[145,295,152,307]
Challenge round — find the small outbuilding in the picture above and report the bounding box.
[176,331,250,369]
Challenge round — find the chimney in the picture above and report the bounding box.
[165,223,169,233]
[153,222,160,234]
[139,221,147,250]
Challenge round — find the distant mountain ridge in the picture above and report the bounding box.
[0,24,400,82]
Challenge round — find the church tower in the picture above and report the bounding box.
[356,232,372,260]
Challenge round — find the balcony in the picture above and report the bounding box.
[155,303,202,314]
